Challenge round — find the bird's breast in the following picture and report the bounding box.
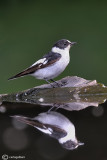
[32,52,70,80]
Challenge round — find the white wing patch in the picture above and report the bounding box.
[31,58,47,67]
[35,127,52,135]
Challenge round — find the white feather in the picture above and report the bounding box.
[35,127,52,135]
[34,111,77,143]
[32,47,70,80]
[51,45,70,55]
[31,58,47,67]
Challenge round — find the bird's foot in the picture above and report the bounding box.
[45,79,67,88]
[50,79,64,88]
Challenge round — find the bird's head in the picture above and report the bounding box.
[61,140,84,150]
[52,39,76,53]
[53,39,76,50]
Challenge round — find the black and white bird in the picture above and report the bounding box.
[11,111,84,150]
[8,39,76,86]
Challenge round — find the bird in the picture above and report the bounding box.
[8,39,76,87]
[11,111,84,150]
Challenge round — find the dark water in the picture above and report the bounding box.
[0,100,107,160]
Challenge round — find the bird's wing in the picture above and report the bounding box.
[11,115,67,139]
[8,52,61,80]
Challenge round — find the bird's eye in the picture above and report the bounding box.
[64,42,67,45]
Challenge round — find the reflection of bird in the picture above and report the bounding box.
[8,39,76,86]
[11,111,84,150]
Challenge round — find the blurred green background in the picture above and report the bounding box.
[0,0,107,93]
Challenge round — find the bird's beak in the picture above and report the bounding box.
[78,141,84,146]
[70,42,77,46]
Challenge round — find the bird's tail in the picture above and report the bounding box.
[10,115,42,128]
[8,70,30,80]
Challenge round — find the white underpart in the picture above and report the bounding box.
[34,111,77,143]
[31,58,47,67]
[59,124,77,144]
[32,45,70,80]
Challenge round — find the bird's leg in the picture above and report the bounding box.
[45,79,55,88]
[47,106,55,113]
[50,79,62,87]
[47,104,60,113]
